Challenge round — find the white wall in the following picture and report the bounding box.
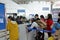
[19,1,51,19]
[0,0,25,13]
[0,0,25,19]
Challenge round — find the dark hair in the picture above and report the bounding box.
[40,15,44,18]
[58,12,60,17]
[16,16,20,20]
[30,18,35,23]
[35,14,38,17]
[57,18,60,23]
[47,14,52,20]
[20,16,23,19]
[8,16,13,20]
[23,17,26,19]
[17,16,20,18]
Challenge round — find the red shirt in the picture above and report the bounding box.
[46,19,53,31]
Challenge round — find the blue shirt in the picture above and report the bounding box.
[54,22,60,29]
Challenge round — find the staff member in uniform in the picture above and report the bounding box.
[6,16,19,40]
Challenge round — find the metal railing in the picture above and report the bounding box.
[0,31,9,40]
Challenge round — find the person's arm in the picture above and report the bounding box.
[26,22,36,32]
[36,20,47,28]
[40,20,47,26]
[30,22,35,28]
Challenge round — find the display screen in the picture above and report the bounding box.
[0,3,6,30]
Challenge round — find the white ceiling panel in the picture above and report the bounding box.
[12,0,60,4]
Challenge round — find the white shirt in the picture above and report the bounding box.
[31,22,44,33]
[31,22,39,28]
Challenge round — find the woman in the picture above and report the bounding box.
[46,14,53,37]
[6,16,19,40]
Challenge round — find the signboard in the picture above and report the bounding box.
[0,3,6,30]
[42,7,49,11]
[42,7,50,13]
[18,9,25,12]
[17,9,25,16]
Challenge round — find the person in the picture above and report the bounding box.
[46,14,53,37]
[6,16,19,40]
[58,12,60,19]
[55,18,60,29]
[53,18,60,40]
[29,18,35,24]
[23,17,27,23]
[13,13,17,21]
[40,15,45,21]
[16,16,23,24]
[48,36,54,40]
[30,18,46,40]
[29,18,46,29]
[30,18,40,28]
[35,14,39,19]
[27,18,39,40]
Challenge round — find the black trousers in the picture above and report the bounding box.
[47,32,51,37]
[35,31,44,40]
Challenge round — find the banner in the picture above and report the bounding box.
[0,3,6,30]
[17,9,25,16]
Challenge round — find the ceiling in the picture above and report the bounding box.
[12,0,59,4]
